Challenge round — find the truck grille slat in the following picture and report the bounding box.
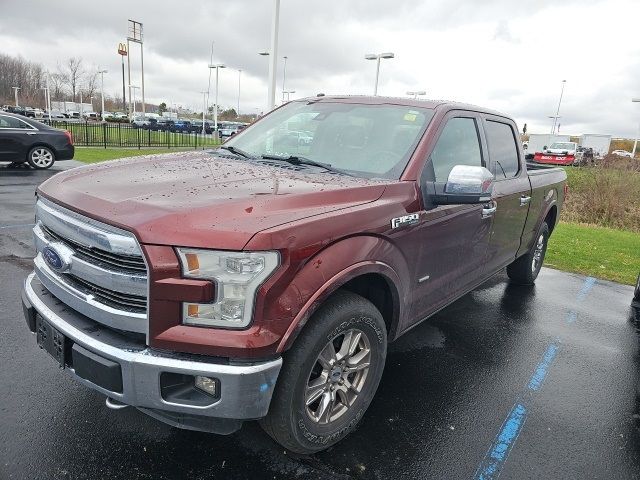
[69,275,147,312]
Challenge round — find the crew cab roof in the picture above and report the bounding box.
[292,95,510,120]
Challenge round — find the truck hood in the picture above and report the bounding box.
[38,151,387,250]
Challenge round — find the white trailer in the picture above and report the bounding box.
[579,134,611,158]
[524,134,571,158]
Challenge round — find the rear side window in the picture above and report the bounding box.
[0,115,30,129]
[430,117,483,182]
[485,120,520,179]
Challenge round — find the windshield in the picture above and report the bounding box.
[549,142,575,150]
[224,101,434,179]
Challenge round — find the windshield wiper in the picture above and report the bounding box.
[260,154,353,176]
[217,145,255,159]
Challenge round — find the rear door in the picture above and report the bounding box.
[481,116,531,275]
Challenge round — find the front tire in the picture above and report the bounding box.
[507,222,550,285]
[27,146,55,169]
[260,291,387,454]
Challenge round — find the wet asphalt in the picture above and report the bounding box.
[1,160,639,480]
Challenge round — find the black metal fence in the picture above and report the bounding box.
[47,121,220,149]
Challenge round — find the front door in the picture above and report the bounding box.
[408,114,494,326]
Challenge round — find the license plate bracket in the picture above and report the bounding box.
[36,315,67,368]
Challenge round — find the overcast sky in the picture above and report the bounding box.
[2,0,639,136]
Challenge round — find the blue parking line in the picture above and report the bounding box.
[473,404,527,480]
[577,277,596,301]
[472,275,597,480]
[0,223,35,230]
[527,342,560,391]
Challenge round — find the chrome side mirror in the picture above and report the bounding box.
[444,165,494,202]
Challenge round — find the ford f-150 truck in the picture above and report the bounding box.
[22,96,567,453]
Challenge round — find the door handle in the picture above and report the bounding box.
[482,201,497,218]
[520,195,531,206]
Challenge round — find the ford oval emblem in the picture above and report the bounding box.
[43,246,65,271]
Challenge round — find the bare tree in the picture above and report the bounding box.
[49,73,66,101]
[59,57,84,102]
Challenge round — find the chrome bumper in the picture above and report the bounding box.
[23,271,282,433]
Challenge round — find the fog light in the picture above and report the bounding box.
[195,375,218,396]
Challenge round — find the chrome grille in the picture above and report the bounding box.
[41,225,146,273]
[67,275,147,313]
[33,197,148,334]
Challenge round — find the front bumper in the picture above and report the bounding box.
[22,271,282,434]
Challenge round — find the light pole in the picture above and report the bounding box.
[200,91,208,135]
[12,87,20,107]
[118,43,127,112]
[551,79,567,134]
[237,69,241,116]
[632,98,640,158]
[267,0,280,111]
[208,63,226,139]
[98,69,107,121]
[42,72,51,122]
[407,90,426,99]
[364,52,395,96]
[282,55,288,103]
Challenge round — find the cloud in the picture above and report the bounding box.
[1,0,639,136]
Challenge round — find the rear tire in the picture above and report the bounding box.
[507,222,550,285]
[260,291,387,454]
[27,146,55,169]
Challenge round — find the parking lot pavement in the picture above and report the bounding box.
[1,162,639,480]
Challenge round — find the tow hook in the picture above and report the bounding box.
[105,397,130,410]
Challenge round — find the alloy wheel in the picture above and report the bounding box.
[305,329,371,424]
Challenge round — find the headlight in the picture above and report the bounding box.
[176,248,279,328]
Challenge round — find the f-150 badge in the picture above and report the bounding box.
[391,214,419,229]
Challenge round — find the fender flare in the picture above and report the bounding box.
[276,260,404,353]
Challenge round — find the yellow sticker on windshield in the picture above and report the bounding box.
[404,113,417,121]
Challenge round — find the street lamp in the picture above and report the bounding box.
[12,86,20,107]
[98,69,107,121]
[237,69,242,116]
[407,90,426,99]
[208,63,226,139]
[282,55,288,103]
[364,52,394,96]
[550,79,567,134]
[632,98,640,158]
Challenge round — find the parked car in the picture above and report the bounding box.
[101,111,113,120]
[219,122,244,138]
[611,149,633,158]
[0,111,74,169]
[66,111,80,119]
[21,96,566,454]
[170,119,192,133]
[148,118,174,131]
[114,112,128,120]
[131,116,150,129]
[533,141,580,166]
[43,110,66,120]
[191,120,212,134]
[82,112,99,121]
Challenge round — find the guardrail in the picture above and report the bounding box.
[46,121,220,149]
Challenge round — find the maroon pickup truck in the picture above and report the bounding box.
[22,96,567,453]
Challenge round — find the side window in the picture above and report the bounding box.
[485,120,520,179]
[0,115,27,129]
[430,117,482,182]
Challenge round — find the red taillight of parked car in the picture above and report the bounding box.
[64,130,73,145]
